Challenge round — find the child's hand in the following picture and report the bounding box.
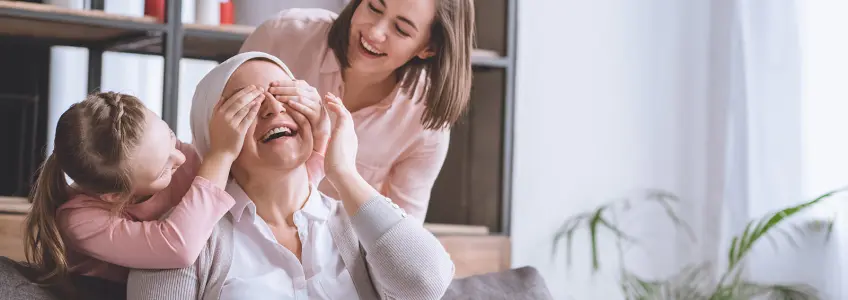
[269,80,330,154]
[208,85,263,161]
[323,93,358,181]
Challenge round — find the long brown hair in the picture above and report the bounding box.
[23,92,146,287]
[328,0,475,130]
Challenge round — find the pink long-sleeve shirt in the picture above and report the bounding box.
[57,141,323,282]
[240,8,451,221]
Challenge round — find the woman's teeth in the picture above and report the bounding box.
[360,37,385,55]
[261,127,294,142]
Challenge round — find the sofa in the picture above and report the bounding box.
[0,256,552,300]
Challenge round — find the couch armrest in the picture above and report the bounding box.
[442,266,553,300]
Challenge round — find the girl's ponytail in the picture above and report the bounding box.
[23,153,70,285]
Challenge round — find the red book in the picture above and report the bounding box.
[220,1,234,25]
[144,0,165,23]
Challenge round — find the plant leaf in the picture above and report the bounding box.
[589,206,605,271]
[733,281,819,300]
[566,223,576,267]
[645,190,697,242]
[824,219,835,243]
[552,212,592,268]
[728,221,754,270]
[725,187,847,273]
[727,236,739,274]
[551,213,588,255]
[620,271,658,300]
[598,217,637,243]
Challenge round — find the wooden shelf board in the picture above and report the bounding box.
[0,196,29,215]
[471,48,509,68]
[181,23,255,61]
[175,23,510,66]
[183,23,255,37]
[438,235,510,278]
[0,1,164,47]
[425,223,490,235]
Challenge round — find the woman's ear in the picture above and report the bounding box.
[416,47,436,60]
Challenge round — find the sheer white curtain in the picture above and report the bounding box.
[796,1,848,298]
[693,0,846,298]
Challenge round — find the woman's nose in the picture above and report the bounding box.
[367,22,388,43]
[261,94,286,119]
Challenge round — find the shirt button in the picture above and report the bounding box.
[391,203,400,209]
[294,276,307,289]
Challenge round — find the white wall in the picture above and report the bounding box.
[511,0,710,299]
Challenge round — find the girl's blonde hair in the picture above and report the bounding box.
[23,91,147,288]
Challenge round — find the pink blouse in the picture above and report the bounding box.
[239,8,451,221]
[57,141,233,282]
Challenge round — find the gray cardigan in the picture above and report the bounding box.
[125,194,455,300]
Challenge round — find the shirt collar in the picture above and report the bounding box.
[300,185,329,221]
[225,181,329,223]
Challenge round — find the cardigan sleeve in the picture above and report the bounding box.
[348,195,455,300]
[126,219,230,300]
[126,264,201,300]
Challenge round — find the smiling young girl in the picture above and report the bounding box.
[23,89,263,288]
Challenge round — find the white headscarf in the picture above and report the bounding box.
[190,51,296,158]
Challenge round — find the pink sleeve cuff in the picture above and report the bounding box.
[190,176,236,209]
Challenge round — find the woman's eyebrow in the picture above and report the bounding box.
[397,16,418,31]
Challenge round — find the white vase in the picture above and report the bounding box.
[45,0,87,10]
[196,0,220,25]
[233,0,348,26]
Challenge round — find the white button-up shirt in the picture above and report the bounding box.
[219,181,360,300]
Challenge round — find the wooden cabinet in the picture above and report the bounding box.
[0,213,26,262]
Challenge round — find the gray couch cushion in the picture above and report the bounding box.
[442,266,553,300]
[0,257,58,300]
[3,255,551,300]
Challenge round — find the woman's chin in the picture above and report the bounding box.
[254,145,310,169]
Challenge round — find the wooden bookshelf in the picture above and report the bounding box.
[0,0,516,235]
[0,1,164,47]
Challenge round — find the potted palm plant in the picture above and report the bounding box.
[553,188,846,299]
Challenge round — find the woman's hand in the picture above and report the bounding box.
[323,93,377,216]
[207,85,263,161]
[269,80,330,155]
[323,93,358,180]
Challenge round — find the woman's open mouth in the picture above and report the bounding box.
[260,126,298,143]
[359,35,387,57]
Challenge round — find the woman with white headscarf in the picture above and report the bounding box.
[125,51,454,300]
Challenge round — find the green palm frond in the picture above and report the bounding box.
[552,211,593,267]
[553,189,693,272]
[620,263,714,300]
[552,202,638,271]
[726,187,847,273]
[717,281,819,300]
[644,189,696,242]
[555,187,845,300]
